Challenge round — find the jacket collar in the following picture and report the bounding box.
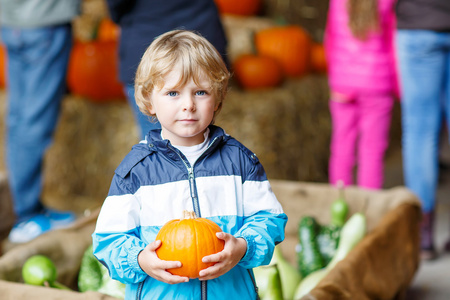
[144,125,228,153]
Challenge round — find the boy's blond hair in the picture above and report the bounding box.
[134,30,230,123]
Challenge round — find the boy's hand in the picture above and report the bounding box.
[198,232,247,281]
[138,240,189,284]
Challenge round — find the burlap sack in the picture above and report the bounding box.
[270,180,421,300]
[0,208,118,300]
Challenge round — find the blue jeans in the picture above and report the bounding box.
[2,24,72,222]
[396,30,450,213]
[124,84,160,139]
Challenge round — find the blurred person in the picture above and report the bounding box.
[0,0,80,243]
[105,0,228,139]
[396,0,450,260]
[325,0,398,189]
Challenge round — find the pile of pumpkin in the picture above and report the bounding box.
[215,0,327,90]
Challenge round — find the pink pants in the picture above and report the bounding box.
[328,93,394,189]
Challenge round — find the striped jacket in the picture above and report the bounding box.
[92,125,287,300]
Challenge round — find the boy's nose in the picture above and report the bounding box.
[182,96,196,112]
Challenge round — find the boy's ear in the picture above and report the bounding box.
[214,101,221,111]
[146,101,155,115]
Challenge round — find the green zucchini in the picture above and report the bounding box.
[294,212,367,298]
[297,216,325,277]
[316,224,341,265]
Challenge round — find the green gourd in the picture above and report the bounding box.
[316,224,341,265]
[330,180,349,227]
[78,244,126,299]
[297,216,325,278]
[294,212,366,299]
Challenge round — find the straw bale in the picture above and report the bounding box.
[41,96,139,212]
[217,75,332,182]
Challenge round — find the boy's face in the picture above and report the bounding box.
[149,67,219,146]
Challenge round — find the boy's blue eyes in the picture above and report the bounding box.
[167,91,207,96]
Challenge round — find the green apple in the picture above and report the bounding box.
[22,255,57,286]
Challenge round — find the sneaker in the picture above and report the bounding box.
[43,208,76,229]
[8,209,76,244]
[8,214,52,243]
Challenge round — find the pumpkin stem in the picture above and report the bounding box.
[182,210,197,219]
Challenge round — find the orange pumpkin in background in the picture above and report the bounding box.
[155,210,225,278]
[97,18,120,42]
[67,18,124,102]
[255,25,312,78]
[214,0,261,16]
[67,40,125,102]
[233,54,283,90]
[311,42,327,73]
[0,45,7,88]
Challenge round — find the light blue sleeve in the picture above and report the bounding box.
[92,175,149,284]
[235,211,288,269]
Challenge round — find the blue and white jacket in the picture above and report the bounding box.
[92,125,287,300]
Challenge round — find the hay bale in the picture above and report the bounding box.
[42,96,139,211]
[217,75,331,182]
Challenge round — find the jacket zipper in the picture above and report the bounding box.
[167,138,219,300]
[136,279,144,300]
[248,269,260,300]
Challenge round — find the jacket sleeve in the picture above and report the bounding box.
[234,157,288,269]
[92,174,148,284]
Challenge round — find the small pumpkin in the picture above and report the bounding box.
[155,210,225,278]
[233,54,283,90]
[214,0,261,16]
[255,25,312,78]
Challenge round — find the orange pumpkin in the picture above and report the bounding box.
[97,18,120,42]
[233,54,283,90]
[214,0,261,16]
[67,40,125,102]
[155,210,225,278]
[311,42,327,73]
[255,25,312,78]
[0,45,7,88]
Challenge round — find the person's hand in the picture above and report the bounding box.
[198,232,247,281]
[138,240,189,284]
